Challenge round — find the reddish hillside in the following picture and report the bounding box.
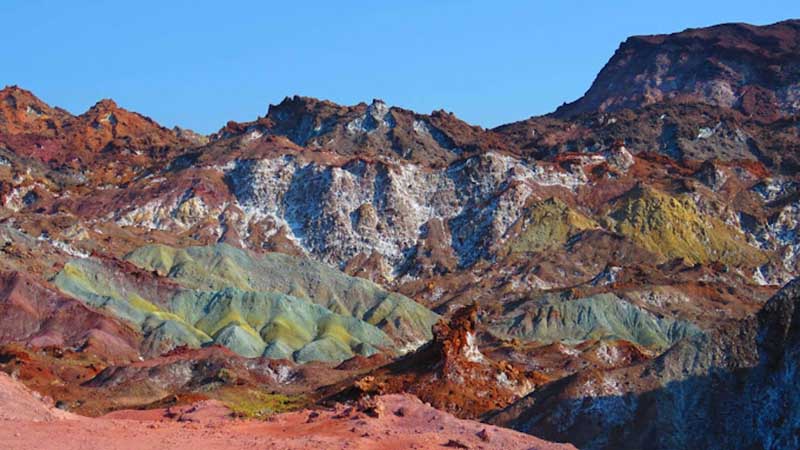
[0,271,140,361]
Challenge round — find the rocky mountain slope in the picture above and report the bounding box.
[553,20,800,120]
[488,277,800,450]
[0,17,797,449]
[54,243,437,361]
[0,271,140,361]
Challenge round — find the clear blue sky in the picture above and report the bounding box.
[2,1,797,133]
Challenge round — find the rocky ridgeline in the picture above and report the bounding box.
[102,140,797,286]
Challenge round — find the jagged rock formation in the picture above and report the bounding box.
[499,101,800,173]
[0,85,197,183]
[214,95,512,167]
[324,304,537,419]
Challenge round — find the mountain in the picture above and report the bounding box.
[213,95,512,167]
[497,101,800,173]
[0,271,140,361]
[488,278,800,450]
[0,85,198,182]
[0,18,797,448]
[553,20,800,120]
[0,86,72,136]
[54,243,438,361]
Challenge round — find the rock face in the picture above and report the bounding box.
[215,95,512,167]
[488,278,800,450]
[0,86,72,136]
[220,149,577,271]
[605,184,765,265]
[554,20,800,120]
[325,304,537,419]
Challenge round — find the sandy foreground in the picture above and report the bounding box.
[0,372,574,450]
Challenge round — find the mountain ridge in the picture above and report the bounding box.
[0,18,797,448]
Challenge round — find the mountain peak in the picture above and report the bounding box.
[553,19,800,120]
[267,95,339,114]
[1,85,40,101]
[89,98,120,111]
[0,85,71,136]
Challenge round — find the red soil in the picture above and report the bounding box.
[0,372,574,450]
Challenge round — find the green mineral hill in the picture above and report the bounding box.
[53,244,439,362]
[494,293,699,351]
[125,244,439,342]
[502,197,598,255]
[605,185,767,267]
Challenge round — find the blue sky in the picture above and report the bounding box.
[3,1,797,133]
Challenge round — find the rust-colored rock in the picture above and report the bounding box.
[324,305,538,419]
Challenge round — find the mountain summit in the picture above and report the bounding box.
[554,19,800,120]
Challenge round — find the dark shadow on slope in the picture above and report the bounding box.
[487,278,800,450]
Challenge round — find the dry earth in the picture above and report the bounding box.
[0,372,574,450]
